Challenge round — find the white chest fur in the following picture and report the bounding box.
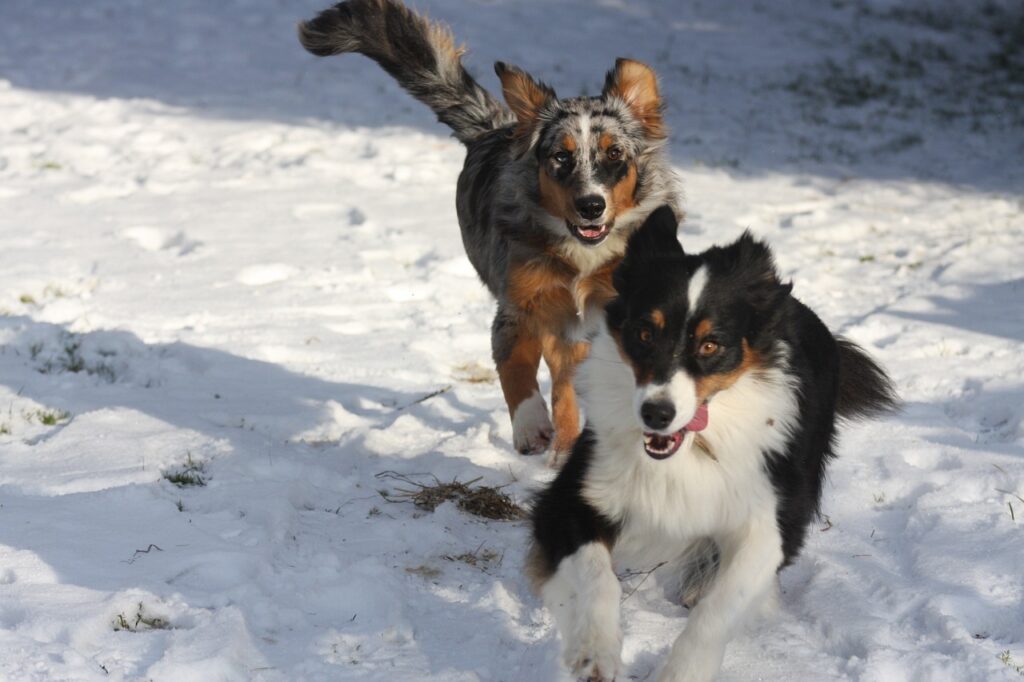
[576,326,800,553]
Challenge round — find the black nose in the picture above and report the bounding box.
[575,195,606,221]
[641,400,676,431]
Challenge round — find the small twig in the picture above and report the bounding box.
[820,516,833,531]
[395,385,452,411]
[996,488,1024,504]
[375,470,439,487]
[332,493,382,511]
[619,561,667,602]
[123,544,163,564]
[851,554,872,558]
[1010,502,1016,522]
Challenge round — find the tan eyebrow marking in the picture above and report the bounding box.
[650,309,665,329]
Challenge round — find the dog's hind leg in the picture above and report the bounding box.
[492,310,552,455]
[541,542,622,682]
[663,538,720,609]
[541,333,589,467]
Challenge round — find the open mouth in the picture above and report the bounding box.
[568,221,611,244]
[642,403,710,460]
[642,431,685,459]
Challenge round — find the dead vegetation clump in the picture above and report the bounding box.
[404,564,442,580]
[163,452,207,488]
[444,542,503,573]
[452,361,498,384]
[112,602,170,632]
[375,471,525,521]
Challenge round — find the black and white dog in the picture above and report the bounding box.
[527,206,896,681]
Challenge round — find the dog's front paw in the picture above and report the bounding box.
[568,647,620,682]
[564,622,622,682]
[516,424,553,455]
[656,663,717,682]
[656,633,724,682]
[512,392,553,455]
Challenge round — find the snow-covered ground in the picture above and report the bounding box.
[1,0,1022,680]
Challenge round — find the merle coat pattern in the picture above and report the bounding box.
[299,0,681,464]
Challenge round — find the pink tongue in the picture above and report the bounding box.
[685,403,709,432]
[579,226,604,238]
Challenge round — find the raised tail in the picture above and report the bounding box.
[298,0,514,143]
[835,338,899,420]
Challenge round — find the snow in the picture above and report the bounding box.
[0,0,1021,680]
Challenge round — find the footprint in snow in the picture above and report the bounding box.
[291,203,367,226]
[121,227,201,256]
[62,181,138,204]
[236,264,298,286]
[944,379,1023,444]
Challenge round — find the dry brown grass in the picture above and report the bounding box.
[376,471,525,521]
[452,361,498,384]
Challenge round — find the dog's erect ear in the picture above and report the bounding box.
[602,58,665,139]
[725,231,792,338]
[495,62,556,138]
[613,205,683,294]
[627,205,684,260]
[730,231,781,291]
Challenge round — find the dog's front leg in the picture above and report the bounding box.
[542,542,623,681]
[657,515,783,682]
[492,310,552,454]
[541,333,590,468]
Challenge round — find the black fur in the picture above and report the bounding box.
[528,429,620,579]
[836,338,899,420]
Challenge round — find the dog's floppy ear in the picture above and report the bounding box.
[495,62,556,139]
[602,58,665,139]
[612,205,683,294]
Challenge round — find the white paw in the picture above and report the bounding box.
[512,391,553,455]
[565,629,622,682]
[657,632,724,682]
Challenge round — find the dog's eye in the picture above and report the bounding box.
[636,325,654,344]
[607,146,624,161]
[552,151,571,165]
[698,341,720,357]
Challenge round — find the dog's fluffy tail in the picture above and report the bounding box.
[835,338,899,420]
[298,0,514,143]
